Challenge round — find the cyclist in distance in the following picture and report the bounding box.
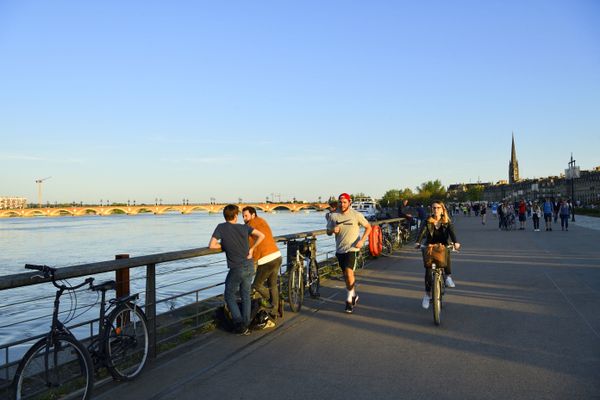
[326,193,372,313]
[415,201,461,309]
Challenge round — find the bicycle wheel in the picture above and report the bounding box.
[104,303,149,381]
[432,270,442,326]
[307,259,320,298]
[287,262,303,312]
[382,236,393,255]
[355,250,365,270]
[14,335,93,400]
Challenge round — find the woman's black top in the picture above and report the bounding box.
[416,220,458,245]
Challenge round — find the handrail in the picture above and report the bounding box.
[0,218,403,291]
[0,216,405,387]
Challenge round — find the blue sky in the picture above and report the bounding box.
[1,0,599,204]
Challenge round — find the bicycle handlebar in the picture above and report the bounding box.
[24,263,94,290]
[415,243,459,252]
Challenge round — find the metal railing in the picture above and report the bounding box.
[0,218,404,389]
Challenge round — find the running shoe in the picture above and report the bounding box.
[421,294,431,309]
[445,276,456,288]
[345,302,353,313]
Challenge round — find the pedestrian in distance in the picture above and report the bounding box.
[559,199,570,231]
[415,200,461,309]
[209,204,265,335]
[518,198,527,230]
[543,198,554,231]
[532,202,542,231]
[553,198,560,224]
[416,204,426,230]
[326,193,372,314]
[242,206,283,316]
[480,202,487,225]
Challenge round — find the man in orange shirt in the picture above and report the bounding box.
[242,206,282,311]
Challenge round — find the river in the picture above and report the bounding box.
[0,210,336,359]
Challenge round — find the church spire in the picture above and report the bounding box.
[509,132,520,184]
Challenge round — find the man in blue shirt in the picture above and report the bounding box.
[542,198,554,231]
[209,204,265,334]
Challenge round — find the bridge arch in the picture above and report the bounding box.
[0,210,21,217]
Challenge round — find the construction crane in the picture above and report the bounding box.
[35,176,52,207]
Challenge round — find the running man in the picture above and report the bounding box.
[326,193,372,313]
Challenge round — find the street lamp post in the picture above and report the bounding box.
[569,154,576,222]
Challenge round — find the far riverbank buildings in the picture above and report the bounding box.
[0,197,27,210]
[447,135,600,205]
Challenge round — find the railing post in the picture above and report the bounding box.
[145,263,157,359]
[115,254,130,298]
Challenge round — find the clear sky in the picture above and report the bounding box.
[1,0,599,204]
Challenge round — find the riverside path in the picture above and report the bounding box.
[94,214,600,400]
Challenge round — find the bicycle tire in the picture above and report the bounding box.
[308,258,320,298]
[14,334,93,400]
[356,250,365,270]
[287,262,303,312]
[104,303,149,381]
[382,236,393,255]
[432,270,442,326]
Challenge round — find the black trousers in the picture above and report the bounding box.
[252,256,282,308]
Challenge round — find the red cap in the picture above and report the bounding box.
[339,193,351,202]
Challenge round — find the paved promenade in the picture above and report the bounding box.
[95,215,600,400]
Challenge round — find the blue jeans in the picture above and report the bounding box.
[224,263,254,327]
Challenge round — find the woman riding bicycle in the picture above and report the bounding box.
[415,201,461,309]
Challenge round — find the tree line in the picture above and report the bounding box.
[378,180,485,208]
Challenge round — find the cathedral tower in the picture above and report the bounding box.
[509,133,520,184]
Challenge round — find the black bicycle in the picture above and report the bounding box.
[287,237,320,312]
[380,224,395,256]
[13,264,149,400]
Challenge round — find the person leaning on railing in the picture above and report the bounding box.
[415,201,461,310]
[209,204,265,335]
[242,206,283,314]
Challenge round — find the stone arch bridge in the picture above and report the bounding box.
[0,203,329,218]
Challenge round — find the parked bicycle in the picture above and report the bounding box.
[380,224,395,256]
[286,237,320,312]
[13,264,149,400]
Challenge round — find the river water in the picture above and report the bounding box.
[0,210,336,359]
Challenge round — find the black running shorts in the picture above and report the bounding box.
[336,252,357,271]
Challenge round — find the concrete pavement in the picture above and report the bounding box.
[94,214,600,400]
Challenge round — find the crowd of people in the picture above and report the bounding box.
[208,194,463,335]
[448,198,574,232]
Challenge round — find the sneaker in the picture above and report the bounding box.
[344,302,353,313]
[351,295,359,306]
[238,328,251,336]
[421,294,431,309]
[445,276,456,288]
[234,323,251,335]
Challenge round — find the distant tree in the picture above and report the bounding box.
[380,189,401,207]
[414,180,446,204]
[466,185,485,201]
[380,188,414,207]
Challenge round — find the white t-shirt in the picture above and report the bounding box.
[326,209,369,253]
